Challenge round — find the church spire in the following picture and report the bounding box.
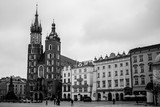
[34,4,39,26]
[30,4,42,33]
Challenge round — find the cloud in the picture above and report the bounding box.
[82,0,160,45]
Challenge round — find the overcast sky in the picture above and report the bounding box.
[0,0,160,78]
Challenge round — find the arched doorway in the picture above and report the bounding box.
[35,93,38,101]
[108,93,112,101]
[98,93,101,101]
[64,94,66,99]
[80,95,83,101]
[68,94,70,99]
[116,93,119,101]
[120,93,123,101]
[39,93,43,101]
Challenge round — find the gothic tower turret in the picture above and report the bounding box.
[26,5,43,99]
[45,20,61,98]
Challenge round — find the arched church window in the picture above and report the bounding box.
[49,44,52,50]
[38,65,44,78]
[57,45,59,51]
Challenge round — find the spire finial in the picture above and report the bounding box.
[52,19,55,32]
[36,4,38,16]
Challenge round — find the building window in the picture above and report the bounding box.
[108,72,111,77]
[120,79,124,87]
[97,81,100,88]
[74,76,77,79]
[68,86,70,91]
[68,79,70,83]
[64,79,66,83]
[134,65,138,74]
[102,81,106,88]
[103,72,105,78]
[149,75,153,82]
[115,64,117,68]
[64,73,66,77]
[140,64,144,73]
[97,67,100,70]
[52,53,54,58]
[79,81,82,85]
[141,77,145,85]
[115,71,118,76]
[79,69,81,73]
[84,74,87,79]
[79,88,82,92]
[84,68,87,72]
[57,54,60,59]
[47,53,52,59]
[103,66,105,69]
[108,65,111,69]
[74,81,77,85]
[134,77,138,85]
[126,78,130,87]
[84,88,87,92]
[126,69,129,75]
[108,80,111,87]
[68,73,70,77]
[115,80,118,87]
[148,53,152,61]
[74,88,77,92]
[49,44,52,50]
[126,62,128,66]
[57,45,59,51]
[133,56,137,63]
[46,74,48,79]
[139,55,143,62]
[97,73,100,78]
[74,70,76,74]
[120,70,123,76]
[84,81,87,85]
[120,63,123,67]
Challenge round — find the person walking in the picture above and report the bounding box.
[112,99,115,104]
[46,98,48,105]
[54,98,56,105]
[71,99,74,106]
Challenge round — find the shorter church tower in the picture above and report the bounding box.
[45,20,61,98]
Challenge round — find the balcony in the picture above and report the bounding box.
[72,84,88,88]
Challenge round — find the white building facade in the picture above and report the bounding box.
[62,66,72,100]
[93,52,132,101]
[71,61,94,101]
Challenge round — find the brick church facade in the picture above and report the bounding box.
[26,7,76,101]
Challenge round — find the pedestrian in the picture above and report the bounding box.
[112,99,115,104]
[54,98,56,105]
[46,99,48,105]
[71,99,74,106]
[57,98,60,106]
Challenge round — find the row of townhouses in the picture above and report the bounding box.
[0,76,26,100]
[62,44,160,101]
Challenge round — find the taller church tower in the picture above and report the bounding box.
[26,6,43,99]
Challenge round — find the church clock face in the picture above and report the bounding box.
[31,34,39,44]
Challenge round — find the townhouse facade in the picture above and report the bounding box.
[93,52,132,101]
[71,61,94,101]
[62,66,72,100]
[129,44,160,96]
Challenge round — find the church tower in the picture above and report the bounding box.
[45,20,61,98]
[26,6,43,99]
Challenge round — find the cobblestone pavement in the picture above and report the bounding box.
[0,101,156,107]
